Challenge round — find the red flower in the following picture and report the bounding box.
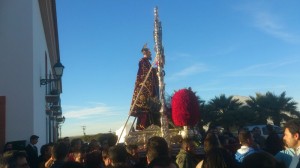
[171,88,200,127]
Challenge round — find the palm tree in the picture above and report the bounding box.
[205,94,243,129]
[246,91,299,125]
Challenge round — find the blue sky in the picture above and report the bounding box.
[56,1,300,137]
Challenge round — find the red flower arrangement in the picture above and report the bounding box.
[171,88,200,127]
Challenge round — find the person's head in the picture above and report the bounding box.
[204,133,221,153]
[238,129,253,146]
[266,124,274,133]
[52,142,69,161]
[40,144,52,159]
[181,138,196,154]
[252,127,261,136]
[283,119,300,149]
[126,144,138,158]
[107,144,129,166]
[85,151,103,168]
[3,143,13,153]
[88,139,100,152]
[101,148,110,167]
[63,137,70,146]
[4,151,30,168]
[141,45,152,60]
[30,135,39,145]
[202,147,237,168]
[241,151,285,168]
[70,138,82,152]
[146,136,169,164]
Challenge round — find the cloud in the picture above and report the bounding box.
[63,103,120,119]
[168,63,209,80]
[167,52,192,61]
[234,3,299,44]
[253,12,298,43]
[226,59,299,77]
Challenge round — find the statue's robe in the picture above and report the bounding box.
[130,57,159,130]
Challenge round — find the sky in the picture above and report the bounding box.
[56,1,300,137]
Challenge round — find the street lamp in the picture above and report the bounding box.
[40,61,64,85]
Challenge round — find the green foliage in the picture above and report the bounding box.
[199,92,299,129]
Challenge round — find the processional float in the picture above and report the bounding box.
[118,7,201,153]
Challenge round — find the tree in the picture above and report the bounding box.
[205,94,243,129]
[246,91,299,125]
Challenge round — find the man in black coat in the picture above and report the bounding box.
[25,135,39,168]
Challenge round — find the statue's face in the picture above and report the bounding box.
[145,50,152,60]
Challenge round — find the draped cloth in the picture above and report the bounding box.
[130,57,159,130]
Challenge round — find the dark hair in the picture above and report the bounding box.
[141,48,149,53]
[252,126,260,131]
[126,144,138,151]
[30,135,39,140]
[71,138,82,147]
[52,142,69,161]
[40,144,50,156]
[4,151,28,168]
[266,124,274,132]
[181,138,194,149]
[203,147,238,168]
[108,144,129,164]
[204,133,221,153]
[284,119,300,136]
[102,148,109,160]
[241,151,285,168]
[85,151,103,168]
[238,129,252,145]
[146,136,169,162]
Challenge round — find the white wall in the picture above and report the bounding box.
[0,0,52,148]
[33,0,51,146]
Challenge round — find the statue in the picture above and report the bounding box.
[129,44,160,130]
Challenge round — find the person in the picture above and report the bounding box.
[146,136,178,168]
[235,129,257,163]
[265,124,284,156]
[176,138,199,168]
[275,147,294,168]
[107,144,132,168]
[85,150,104,168]
[102,148,111,167]
[125,144,143,168]
[37,144,52,168]
[198,147,238,168]
[252,126,266,149]
[129,44,160,130]
[2,151,30,168]
[277,119,300,168]
[3,142,15,157]
[203,132,222,154]
[25,135,39,168]
[68,139,83,163]
[50,142,69,168]
[0,155,7,168]
[242,151,285,168]
[84,139,103,168]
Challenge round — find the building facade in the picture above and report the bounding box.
[0,0,64,151]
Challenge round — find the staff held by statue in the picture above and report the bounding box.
[153,6,169,143]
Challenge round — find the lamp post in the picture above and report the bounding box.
[57,116,65,139]
[40,61,64,85]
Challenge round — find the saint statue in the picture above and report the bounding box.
[130,44,160,130]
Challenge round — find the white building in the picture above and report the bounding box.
[0,0,64,151]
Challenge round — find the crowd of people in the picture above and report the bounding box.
[2,118,300,168]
